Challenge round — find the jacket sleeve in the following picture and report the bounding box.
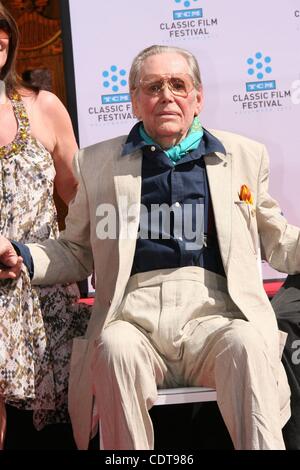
[28,148,94,285]
[257,145,300,274]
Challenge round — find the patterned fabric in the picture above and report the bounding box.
[0,93,91,430]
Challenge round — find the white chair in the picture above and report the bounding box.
[98,386,217,449]
[154,386,217,406]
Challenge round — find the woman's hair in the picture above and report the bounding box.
[129,44,202,92]
[0,2,38,95]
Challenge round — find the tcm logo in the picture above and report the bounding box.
[245,52,276,92]
[101,65,130,104]
[173,0,202,20]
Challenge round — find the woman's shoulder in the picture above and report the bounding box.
[20,89,65,114]
[36,90,66,114]
[18,90,63,153]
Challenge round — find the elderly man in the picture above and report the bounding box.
[0,44,298,450]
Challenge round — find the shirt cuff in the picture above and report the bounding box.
[11,241,34,279]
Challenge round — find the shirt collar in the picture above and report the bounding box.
[121,121,226,157]
[121,122,145,156]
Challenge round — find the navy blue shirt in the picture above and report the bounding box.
[11,241,34,278]
[122,123,226,277]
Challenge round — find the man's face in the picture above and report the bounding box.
[0,29,9,72]
[131,52,203,148]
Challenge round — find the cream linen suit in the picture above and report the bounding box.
[28,129,298,449]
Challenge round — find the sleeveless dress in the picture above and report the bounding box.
[0,92,91,430]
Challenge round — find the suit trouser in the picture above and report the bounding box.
[271,274,300,450]
[93,267,285,450]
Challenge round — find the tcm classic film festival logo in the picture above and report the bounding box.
[159,0,218,40]
[88,65,135,125]
[233,52,291,112]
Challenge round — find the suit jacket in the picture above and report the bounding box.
[28,129,298,449]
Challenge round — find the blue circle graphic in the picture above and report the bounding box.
[246,52,273,80]
[102,65,128,92]
[174,0,198,7]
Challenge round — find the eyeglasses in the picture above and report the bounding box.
[138,73,195,98]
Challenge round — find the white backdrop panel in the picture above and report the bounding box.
[68,0,300,279]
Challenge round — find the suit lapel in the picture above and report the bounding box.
[107,150,142,321]
[205,149,232,270]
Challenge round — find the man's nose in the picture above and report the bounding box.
[160,82,174,100]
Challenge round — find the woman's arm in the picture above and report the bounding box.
[26,90,79,204]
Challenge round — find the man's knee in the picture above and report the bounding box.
[94,320,143,364]
[222,320,267,359]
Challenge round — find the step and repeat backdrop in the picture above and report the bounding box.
[66,0,300,279]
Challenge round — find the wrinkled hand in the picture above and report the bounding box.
[0,235,23,280]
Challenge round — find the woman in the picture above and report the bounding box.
[0,3,90,448]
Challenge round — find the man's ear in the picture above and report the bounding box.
[194,87,204,116]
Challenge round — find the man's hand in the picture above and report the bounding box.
[0,235,23,279]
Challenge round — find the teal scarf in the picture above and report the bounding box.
[139,116,203,164]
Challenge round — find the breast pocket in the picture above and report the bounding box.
[234,201,259,255]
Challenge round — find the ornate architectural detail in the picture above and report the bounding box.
[6,1,60,19]
[3,0,66,103]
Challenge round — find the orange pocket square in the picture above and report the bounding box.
[239,184,253,205]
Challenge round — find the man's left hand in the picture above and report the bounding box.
[0,235,23,280]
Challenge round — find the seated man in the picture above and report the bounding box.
[271,275,300,449]
[1,44,299,450]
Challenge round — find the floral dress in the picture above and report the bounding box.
[0,93,91,430]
